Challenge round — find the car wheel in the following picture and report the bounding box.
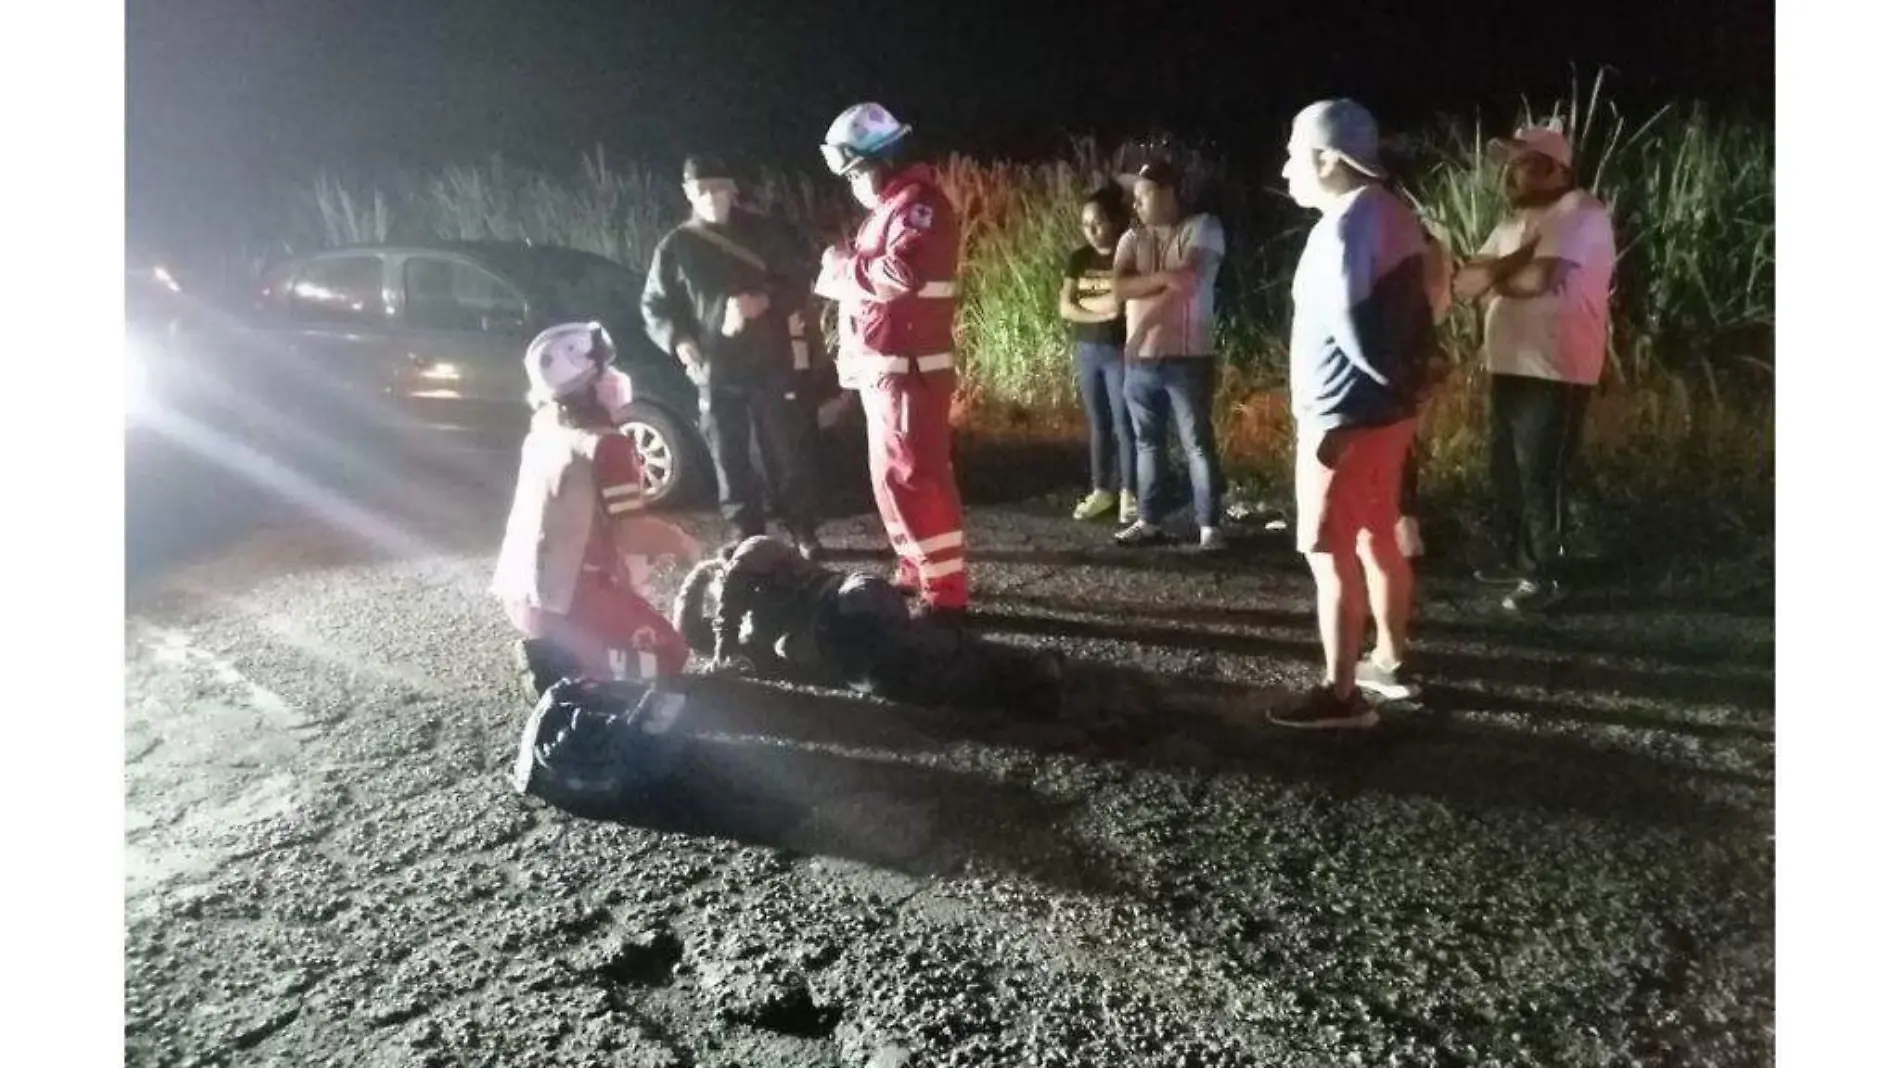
[617,400,699,508]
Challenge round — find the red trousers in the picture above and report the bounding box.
[504,575,691,682]
[861,373,968,609]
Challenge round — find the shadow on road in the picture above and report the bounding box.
[576,652,1767,867]
[1049,658,1771,809]
[982,589,1777,673]
[969,606,1775,714]
[581,673,1140,898]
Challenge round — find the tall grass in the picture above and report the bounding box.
[277,76,1772,532]
[290,148,845,290]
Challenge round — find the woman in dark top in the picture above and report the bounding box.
[1059,185,1136,523]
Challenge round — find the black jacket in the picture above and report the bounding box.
[640,209,815,389]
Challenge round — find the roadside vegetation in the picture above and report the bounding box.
[278,72,1773,587]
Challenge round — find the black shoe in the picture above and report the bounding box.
[1502,579,1567,613]
[1267,686,1380,730]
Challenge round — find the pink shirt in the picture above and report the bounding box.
[1115,213,1225,359]
[1478,189,1617,385]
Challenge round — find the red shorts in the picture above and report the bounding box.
[504,575,689,682]
[1295,418,1416,554]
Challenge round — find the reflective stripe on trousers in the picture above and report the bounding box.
[863,373,967,608]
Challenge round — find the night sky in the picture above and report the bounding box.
[126,0,1772,255]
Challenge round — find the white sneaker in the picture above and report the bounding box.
[1113,519,1168,547]
[1198,526,1228,552]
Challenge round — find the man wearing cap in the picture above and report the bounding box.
[1269,99,1437,730]
[1452,126,1616,613]
[641,154,824,559]
[1109,160,1230,552]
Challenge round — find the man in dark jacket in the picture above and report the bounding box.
[642,155,823,558]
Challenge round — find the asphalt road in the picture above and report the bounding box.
[124,436,1774,1067]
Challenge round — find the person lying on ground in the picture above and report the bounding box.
[672,535,1067,715]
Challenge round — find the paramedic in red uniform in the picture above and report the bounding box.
[813,102,969,625]
[492,322,701,685]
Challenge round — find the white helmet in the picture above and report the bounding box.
[523,321,615,407]
[821,103,912,176]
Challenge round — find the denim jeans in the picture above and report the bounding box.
[1489,372,1592,580]
[1074,340,1136,494]
[1123,356,1224,528]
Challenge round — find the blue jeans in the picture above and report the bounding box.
[1124,357,1224,528]
[1074,340,1136,494]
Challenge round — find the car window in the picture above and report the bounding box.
[543,258,645,323]
[402,257,529,333]
[286,256,387,327]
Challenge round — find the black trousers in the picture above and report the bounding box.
[1490,373,1592,581]
[700,378,817,539]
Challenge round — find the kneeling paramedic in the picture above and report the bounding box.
[814,102,970,624]
[492,322,700,689]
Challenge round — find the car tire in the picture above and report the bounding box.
[617,400,702,509]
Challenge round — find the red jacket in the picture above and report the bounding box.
[820,164,961,389]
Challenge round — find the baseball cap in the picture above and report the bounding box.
[1487,126,1573,169]
[1135,160,1181,189]
[682,154,737,184]
[1290,99,1388,180]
